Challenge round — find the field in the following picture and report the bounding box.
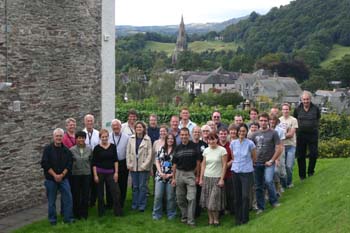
[14,158,350,233]
[145,41,239,56]
[320,44,350,68]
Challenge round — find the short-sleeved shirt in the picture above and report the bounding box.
[251,129,281,163]
[230,138,255,173]
[173,141,200,171]
[203,146,227,178]
[279,116,298,146]
[193,140,208,162]
[155,146,174,183]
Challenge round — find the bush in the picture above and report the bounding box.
[319,138,350,158]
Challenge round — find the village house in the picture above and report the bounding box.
[314,89,350,114]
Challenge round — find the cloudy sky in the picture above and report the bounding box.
[115,0,293,26]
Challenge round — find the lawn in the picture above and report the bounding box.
[320,44,350,68]
[145,41,239,56]
[15,158,350,233]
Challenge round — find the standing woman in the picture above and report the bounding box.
[199,133,227,226]
[70,131,92,219]
[92,129,122,217]
[230,124,256,225]
[127,121,153,212]
[152,134,176,220]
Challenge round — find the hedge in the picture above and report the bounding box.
[319,138,350,158]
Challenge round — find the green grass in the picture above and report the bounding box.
[320,44,350,68]
[145,41,239,56]
[14,158,350,233]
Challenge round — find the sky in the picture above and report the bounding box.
[115,0,293,26]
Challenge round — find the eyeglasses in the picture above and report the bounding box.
[213,116,220,118]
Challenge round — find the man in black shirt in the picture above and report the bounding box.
[294,91,321,180]
[172,128,200,227]
[41,128,74,225]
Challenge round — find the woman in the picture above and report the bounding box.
[92,129,122,217]
[70,131,92,219]
[230,124,256,225]
[127,121,153,212]
[152,134,176,220]
[206,120,217,134]
[199,133,227,226]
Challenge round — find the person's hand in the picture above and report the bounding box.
[217,178,224,188]
[275,160,280,167]
[198,179,203,186]
[195,176,200,184]
[113,172,118,183]
[171,179,176,187]
[54,174,63,183]
[265,160,273,167]
[94,175,99,184]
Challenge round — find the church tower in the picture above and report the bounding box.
[172,15,188,64]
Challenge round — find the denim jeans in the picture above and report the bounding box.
[285,145,296,186]
[152,180,176,219]
[130,171,149,211]
[44,179,73,224]
[254,163,278,210]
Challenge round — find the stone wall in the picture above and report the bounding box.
[0,0,102,217]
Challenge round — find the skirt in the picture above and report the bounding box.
[200,176,225,211]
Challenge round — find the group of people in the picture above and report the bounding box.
[41,90,320,227]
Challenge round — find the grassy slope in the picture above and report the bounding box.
[320,44,350,68]
[145,41,238,56]
[15,158,350,233]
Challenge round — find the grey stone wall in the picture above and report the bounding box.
[0,0,102,217]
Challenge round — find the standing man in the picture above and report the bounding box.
[169,115,181,145]
[179,107,197,138]
[62,118,77,148]
[41,128,74,225]
[212,111,228,131]
[234,115,244,126]
[121,109,137,136]
[83,114,100,207]
[109,119,130,208]
[251,113,282,214]
[172,128,201,227]
[147,114,160,145]
[294,91,320,180]
[279,103,298,188]
[247,107,259,128]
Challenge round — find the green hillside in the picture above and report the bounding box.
[320,44,350,68]
[145,41,238,56]
[15,158,350,233]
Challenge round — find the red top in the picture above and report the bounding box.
[62,132,76,148]
[219,141,232,179]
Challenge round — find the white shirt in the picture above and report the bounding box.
[83,128,100,150]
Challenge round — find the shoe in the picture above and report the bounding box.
[280,187,285,193]
[272,203,281,208]
[187,223,196,228]
[287,184,294,188]
[308,173,314,177]
[213,223,220,227]
[181,218,188,223]
[50,222,57,226]
[256,209,264,215]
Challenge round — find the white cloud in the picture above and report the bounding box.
[115,0,292,26]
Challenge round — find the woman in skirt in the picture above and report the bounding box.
[199,132,227,226]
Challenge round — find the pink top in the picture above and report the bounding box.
[62,132,76,148]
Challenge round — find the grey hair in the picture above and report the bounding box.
[201,125,211,132]
[65,117,76,125]
[302,91,312,99]
[111,119,122,125]
[84,114,95,122]
[53,128,64,136]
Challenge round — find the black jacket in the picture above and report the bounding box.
[293,102,321,133]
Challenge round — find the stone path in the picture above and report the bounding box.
[0,203,47,233]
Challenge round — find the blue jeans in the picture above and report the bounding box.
[44,179,73,224]
[285,146,296,186]
[130,171,149,211]
[254,163,278,210]
[152,180,176,219]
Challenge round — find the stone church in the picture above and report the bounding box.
[172,15,188,64]
[0,0,115,217]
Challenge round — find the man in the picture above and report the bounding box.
[83,114,99,150]
[121,109,137,136]
[172,128,201,227]
[41,128,74,225]
[169,115,181,145]
[251,113,282,214]
[83,114,99,207]
[147,114,160,145]
[247,107,259,128]
[270,106,280,116]
[294,91,320,180]
[109,119,130,208]
[212,111,228,131]
[279,103,298,188]
[179,107,197,138]
[62,118,76,148]
[234,115,244,125]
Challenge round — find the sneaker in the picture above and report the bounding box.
[280,187,285,193]
[287,184,294,188]
[256,209,264,215]
[181,218,188,223]
[187,223,196,228]
[272,203,281,208]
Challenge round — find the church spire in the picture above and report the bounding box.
[172,15,188,64]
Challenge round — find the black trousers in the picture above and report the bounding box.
[106,159,129,208]
[225,175,235,215]
[71,175,90,219]
[233,172,253,225]
[296,131,318,179]
[97,173,122,216]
